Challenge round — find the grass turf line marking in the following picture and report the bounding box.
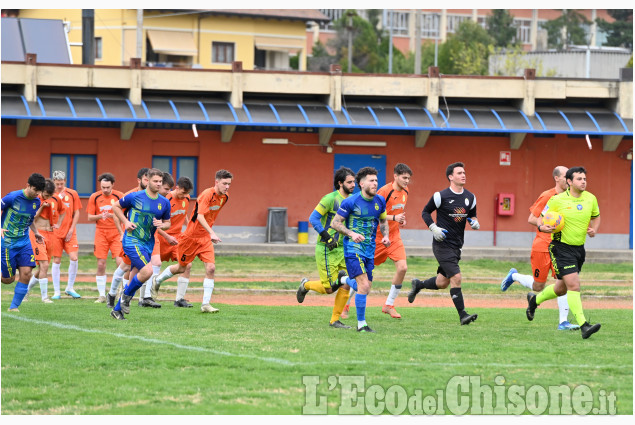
[2,313,293,366]
[3,313,631,371]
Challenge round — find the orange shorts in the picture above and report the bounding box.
[159,233,180,262]
[176,234,214,266]
[30,230,55,262]
[530,250,556,284]
[374,238,406,266]
[50,232,79,257]
[94,228,123,259]
[122,238,160,265]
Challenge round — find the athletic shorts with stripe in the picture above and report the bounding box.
[122,238,158,265]
[2,241,36,279]
[549,241,585,279]
[177,235,215,266]
[94,228,123,259]
[344,253,374,281]
[315,245,346,289]
[374,238,406,266]
[530,250,556,284]
[122,244,152,271]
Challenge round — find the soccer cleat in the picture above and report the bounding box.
[501,268,517,292]
[110,309,126,320]
[150,276,160,299]
[201,304,219,313]
[95,295,107,304]
[357,325,375,333]
[65,289,81,298]
[580,322,601,339]
[106,293,116,308]
[42,298,54,304]
[382,304,402,319]
[408,279,422,303]
[139,297,162,308]
[337,270,348,286]
[51,294,61,300]
[120,294,133,314]
[557,321,580,331]
[174,298,193,308]
[460,313,478,325]
[341,304,350,319]
[526,293,537,321]
[8,308,19,312]
[296,278,309,303]
[329,320,351,329]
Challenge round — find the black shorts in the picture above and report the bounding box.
[548,241,585,279]
[432,243,462,278]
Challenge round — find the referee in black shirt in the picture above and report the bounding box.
[408,162,479,325]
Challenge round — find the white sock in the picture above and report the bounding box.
[67,260,78,290]
[557,295,570,324]
[176,277,189,300]
[110,267,125,295]
[39,278,49,299]
[203,278,214,305]
[96,275,107,297]
[346,289,355,307]
[357,320,367,329]
[139,283,147,299]
[27,275,38,292]
[52,263,61,296]
[512,272,534,290]
[385,284,401,306]
[152,265,161,275]
[157,267,174,285]
[122,278,129,288]
[144,278,155,298]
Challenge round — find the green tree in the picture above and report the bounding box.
[487,9,518,47]
[439,20,494,75]
[541,9,590,49]
[596,9,633,49]
[328,11,387,73]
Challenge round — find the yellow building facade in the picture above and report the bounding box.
[15,9,327,71]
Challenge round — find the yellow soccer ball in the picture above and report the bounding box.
[542,211,565,232]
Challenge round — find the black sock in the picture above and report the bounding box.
[450,287,467,318]
[421,277,438,290]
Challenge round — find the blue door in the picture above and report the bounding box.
[333,154,387,193]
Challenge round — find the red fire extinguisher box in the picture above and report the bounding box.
[497,193,515,216]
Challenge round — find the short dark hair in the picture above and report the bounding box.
[394,163,412,176]
[162,172,175,188]
[98,173,115,184]
[566,166,587,181]
[333,166,355,190]
[356,167,378,185]
[147,168,164,179]
[28,173,46,191]
[215,169,233,180]
[43,179,55,195]
[446,162,465,181]
[137,167,149,179]
[176,176,193,191]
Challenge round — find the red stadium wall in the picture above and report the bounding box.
[1,124,632,236]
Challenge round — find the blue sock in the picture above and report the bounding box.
[124,276,144,296]
[10,282,29,309]
[355,293,367,322]
[346,277,358,292]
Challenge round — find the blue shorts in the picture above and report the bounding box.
[122,244,152,271]
[345,253,374,281]
[2,241,35,279]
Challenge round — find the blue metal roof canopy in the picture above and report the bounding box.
[1,93,632,136]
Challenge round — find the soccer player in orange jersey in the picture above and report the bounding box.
[341,163,412,320]
[152,170,232,313]
[153,176,194,307]
[107,168,148,307]
[501,166,579,330]
[26,179,65,303]
[50,170,82,299]
[87,173,124,303]
[138,172,175,308]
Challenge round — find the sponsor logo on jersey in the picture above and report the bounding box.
[577,204,583,210]
[449,200,454,204]
[391,203,405,211]
[210,205,221,211]
[171,209,186,217]
[450,207,467,222]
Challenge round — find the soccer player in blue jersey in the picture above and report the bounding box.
[330,167,390,333]
[109,168,171,320]
[2,173,47,311]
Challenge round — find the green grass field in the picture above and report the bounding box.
[2,256,632,415]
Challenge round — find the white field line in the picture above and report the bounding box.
[3,313,632,370]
